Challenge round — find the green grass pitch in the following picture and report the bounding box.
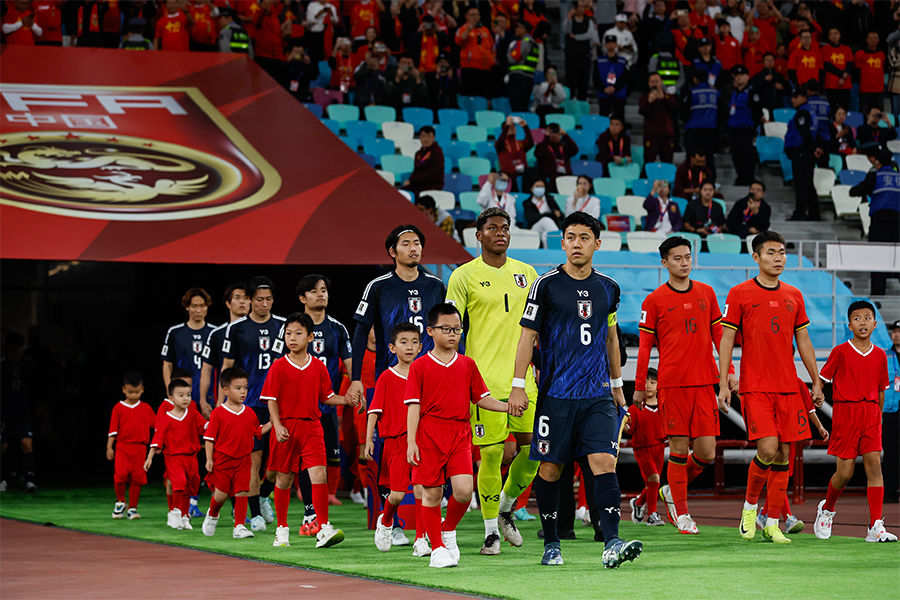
[2,486,897,600]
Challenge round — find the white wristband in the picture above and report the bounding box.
[511,377,526,389]
[610,377,624,389]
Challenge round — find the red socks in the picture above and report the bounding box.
[781,493,791,518]
[114,482,126,503]
[312,482,329,524]
[327,466,341,496]
[180,494,190,516]
[209,497,225,518]
[646,480,660,514]
[765,463,790,520]
[167,492,174,511]
[867,486,883,527]
[823,479,843,512]
[234,496,249,528]
[745,454,772,505]
[668,453,689,516]
[686,454,710,483]
[636,488,647,507]
[172,491,184,514]
[128,484,141,509]
[382,497,399,522]
[274,486,291,528]
[423,504,444,548]
[414,498,425,539]
[442,496,468,532]
[516,482,533,510]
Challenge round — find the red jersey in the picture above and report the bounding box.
[368,367,409,438]
[823,44,853,90]
[788,46,821,85]
[33,0,62,43]
[188,2,218,46]
[155,10,190,51]
[625,404,666,448]
[855,50,886,93]
[155,397,199,428]
[151,408,206,455]
[253,9,285,60]
[203,403,262,458]
[716,34,742,71]
[260,354,334,420]
[350,0,379,38]
[673,27,700,66]
[637,281,723,391]
[753,15,779,53]
[108,400,156,444]
[722,278,810,394]
[819,341,889,403]
[689,12,715,37]
[404,352,490,423]
[2,5,38,45]
[742,39,770,77]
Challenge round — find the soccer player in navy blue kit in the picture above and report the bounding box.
[162,288,217,413]
[199,283,250,418]
[220,276,286,532]
[509,212,642,568]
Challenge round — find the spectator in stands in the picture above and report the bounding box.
[455,6,495,97]
[785,86,820,222]
[857,107,899,154]
[330,38,357,95]
[643,179,682,236]
[350,0,380,44]
[531,66,566,126]
[416,194,458,241]
[595,35,629,122]
[304,1,339,66]
[402,125,444,195]
[2,0,43,45]
[674,152,713,201]
[748,1,783,53]
[855,32,887,116]
[477,171,518,224]
[637,1,669,70]
[507,20,540,112]
[671,10,700,67]
[154,0,189,52]
[523,179,564,243]
[534,123,579,193]
[74,0,118,48]
[119,18,154,51]
[720,0,747,42]
[681,66,719,180]
[564,175,602,221]
[596,116,632,171]
[564,1,599,102]
[285,45,315,102]
[408,16,451,80]
[884,320,900,505]
[385,54,431,110]
[715,21,742,74]
[638,71,677,164]
[520,0,549,32]
[354,51,387,107]
[427,54,459,111]
[688,0,717,38]
[496,116,534,188]
[490,13,516,97]
[32,0,62,46]
[787,30,822,88]
[604,13,637,68]
[849,149,900,296]
[889,30,900,117]
[822,27,853,116]
[187,0,218,52]
[750,52,787,116]
[805,80,833,168]
[741,26,768,79]
[217,8,252,57]
[120,1,158,41]
[692,37,723,88]
[728,65,762,186]
[726,181,771,240]
[829,106,858,159]
[682,181,726,237]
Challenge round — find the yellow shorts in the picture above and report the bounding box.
[470,394,537,446]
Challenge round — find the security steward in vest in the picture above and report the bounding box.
[648,34,683,149]
[218,7,253,58]
[596,35,629,122]
[727,65,762,186]
[681,66,720,180]
[120,18,154,50]
[805,79,832,168]
[506,20,539,113]
[849,149,900,295]
[785,85,820,221]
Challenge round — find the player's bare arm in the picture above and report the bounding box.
[198,362,215,416]
[220,358,234,371]
[364,412,379,460]
[260,421,273,435]
[509,327,538,414]
[324,393,358,408]
[162,360,173,389]
[717,326,737,412]
[205,439,214,473]
[795,328,824,405]
[478,395,519,416]
[607,324,625,407]
[143,447,160,471]
[267,399,289,443]
[106,436,115,461]
[407,403,421,465]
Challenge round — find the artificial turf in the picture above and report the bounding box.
[1,486,897,600]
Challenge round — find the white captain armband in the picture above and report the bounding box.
[610,377,624,389]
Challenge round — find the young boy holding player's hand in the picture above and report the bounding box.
[108,371,157,520]
[201,367,272,539]
[625,369,667,527]
[405,303,517,568]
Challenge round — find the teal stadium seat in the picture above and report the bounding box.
[364,105,397,128]
[326,103,359,126]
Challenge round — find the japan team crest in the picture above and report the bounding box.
[192,341,203,353]
[474,424,485,438]
[312,339,324,354]
[577,300,592,320]
[408,297,422,313]
[513,274,528,288]
[537,439,550,455]
[259,336,270,351]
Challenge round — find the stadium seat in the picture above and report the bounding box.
[438,108,469,130]
[458,157,492,178]
[364,105,397,128]
[507,229,541,249]
[474,141,498,167]
[593,177,626,199]
[844,111,863,128]
[562,86,571,99]
[560,99,591,125]
[358,153,376,169]
[756,136,783,164]
[363,137,395,158]
[555,175,578,196]
[567,129,593,158]
[421,190,456,210]
[631,179,652,197]
[859,202,871,236]
[462,227,479,247]
[381,155,414,179]
[616,195,648,223]
[888,140,900,153]
[511,112,540,130]
[643,162,677,183]
[397,190,414,203]
[813,168,835,197]
[312,87,342,110]
[531,128,545,145]
[668,231,701,254]
[545,114,576,131]
[545,230,563,248]
[599,230,623,251]
[444,155,454,174]
[745,233,757,254]
[671,197,688,214]
[310,60,331,89]
[831,185,862,218]
[608,163,641,187]
[447,209,476,225]
[713,198,727,215]
[458,95,489,122]
[338,135,356,150]
[626,231,667,253]
[402,107,433,130]
[321,118,341,136]
[845,154,872,172]
[706,233,742,253]
[444,172,473,195]
[773,108,796,123]
[580,115,610,136]
[433,123,453,146]
[376,169,395,185]
[345,120,378,145]
[475,110,506,132]
[763,122,787,139]
[398,139,422,158]
[828,153,844,173]
[456,125,488,144]
[490,96,511,115]
[839,169,866,186]
[571,160,604,179]
[596,195,614,217]
[381,121,414,143]
[780,150,793,182]
[631,145,644,169]
[302,102,323,118]
[459,191,480,213]
[326,103,359,126]
[443,140,473,166]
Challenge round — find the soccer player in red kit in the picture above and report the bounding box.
[405,303,513,568]
[155,368,199,515]
[718,231,824,544]
[202,367,272,539]
[626,369,666,527]
[261,312,359,549]
[145,379,207,531]
[365,323,425,554]
[107,371,156,520]
[635,236,736,534]
[815,301,898,543]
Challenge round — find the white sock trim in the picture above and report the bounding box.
[484,517,499,536]
[498,490,517,514]
[766,517,779,529]
[743,501,758,512]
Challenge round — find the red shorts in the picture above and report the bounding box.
[341,404,368,447]
[412,419,472,488]
[114,441,148,486]
[633,443,665,482]
[828,401,882,460]
[205,452,252,497]
[742,392,810,442]
[164,453,200,495]
[658,385,720,438]
[268,418,326,474]
[379,434,412,492]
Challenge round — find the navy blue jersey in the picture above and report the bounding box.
[310,314,353,414]
[200,323,228,369]
[161,322,217,405]
[520,266,620,400]
[354,268,445,377]
[220,315,286,408]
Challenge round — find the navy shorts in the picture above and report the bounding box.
[320,412,340,467]
[251,405,270,452]
[529,396,619,464]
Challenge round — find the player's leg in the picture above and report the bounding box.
[248,449,265,528]
[309,464,344,547]
[498,426,539,543]
[533,461,564,564]
[862,451,896,541]
[740,393,779,540]
[760,441,792,543]
[233,492,252,537]
[666,435,690,524]
[322,413,342,505]
[20,434,35,491]
[112,445,127,518]
[294,469,318,531]
[203,487,229,537]
[476,441,504,551]
[113,479,127,518]
[273,471,294,546]
[421,484,454,567]
[165,479,174,511]
[587,450,643,569]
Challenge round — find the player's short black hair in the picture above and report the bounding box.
[647,368,658,380]
[385,224,426,255]
[390,322,421,344]
[167,379,191,396]
[123,370,143,387]
[427,302,461,327]
[223,282,247,304]
[296,274,330,298]
[750,180,766,191]
[659,236,691,259]
[476,207,511,230]
[847,300,876,321]
[285,311,314,334]
[562,211,601,238]
[219,367,249,387]
[751,230,786,254]
[171,367,192,382]
[247,276,275,299]
[419,125,436,136]
[416,195,437,210]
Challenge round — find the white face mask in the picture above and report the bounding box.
[533,187,546,197]
[495,180,509,191]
